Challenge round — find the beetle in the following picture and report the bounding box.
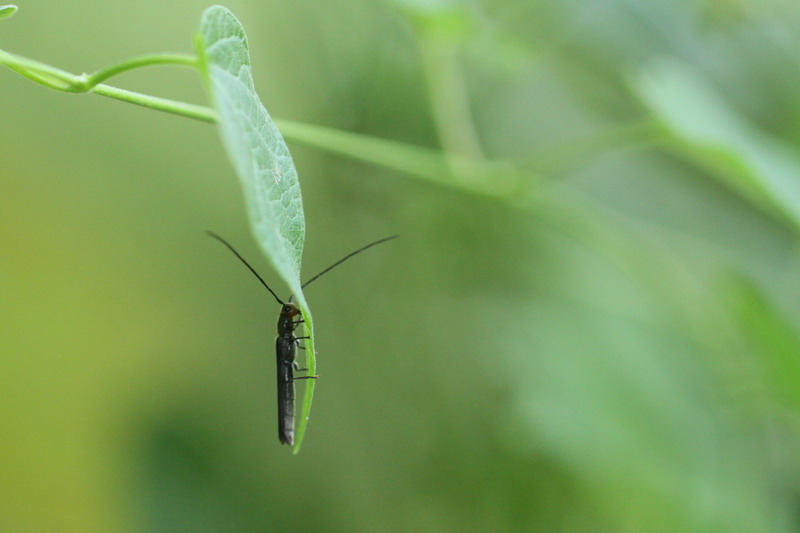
[207,231,398,445]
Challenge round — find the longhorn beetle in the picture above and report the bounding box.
[207,232,398,446]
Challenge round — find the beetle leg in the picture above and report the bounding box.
[293,336,309,350]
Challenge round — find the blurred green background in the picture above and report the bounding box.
[4,0,800,531]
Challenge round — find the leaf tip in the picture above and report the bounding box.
[0,5,18,20]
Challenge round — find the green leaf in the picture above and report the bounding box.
[196,6,305,295]
[633,58,800,232]
[727,276,800,410]
[0,5,17,20]
[196,5,316,453]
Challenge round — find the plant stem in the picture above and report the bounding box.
[91,84,217,122]
[418,32,486,180]
[0,48,216,121]
[275,119,453,181]
[524,119,665,173]
[85,54,198,87]
[0,49,78,89]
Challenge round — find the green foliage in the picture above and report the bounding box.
[196,6,306,298]
[635,58,800,231]
[0,4,319,452]
[6,1,800,531]
[196,5,315,453]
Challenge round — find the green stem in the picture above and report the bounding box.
[274,119,523,198]
[275,119,453,182]
[91,84,217,122]
[0,48,216,121]
[84,54,198,88]
[417,32,486,180]
[0,46,510,191]
[0,49,79,90]
[524,119,666,173]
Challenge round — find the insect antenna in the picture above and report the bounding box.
[301,235,399,289]
[206,231,285,305]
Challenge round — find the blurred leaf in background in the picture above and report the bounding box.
[4,0,800,532]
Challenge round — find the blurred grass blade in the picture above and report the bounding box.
[634,58,800,232]
[728,276,800,409]
[196,5,316,453]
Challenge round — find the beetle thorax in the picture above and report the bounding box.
[277,302,300,335]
